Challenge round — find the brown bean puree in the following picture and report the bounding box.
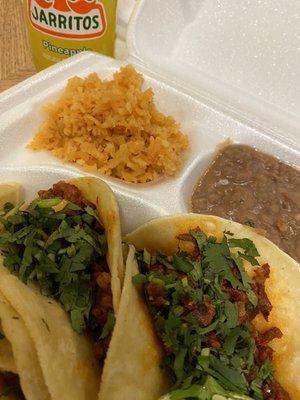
[191,144,300,261]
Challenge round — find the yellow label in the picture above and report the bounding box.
[24,0,117,71]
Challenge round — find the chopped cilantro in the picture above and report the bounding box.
[0,195,109,335]
[191,230,207,251]
[132,273,147,284]
[37,198,61,208]
[100,311,115,340]
[133,229,273,400]
[173,253,194,274]
[143,248,151,265]
[228,238,260,266]
[3,202,14,214]
[258,360,273,381]
[232,255,257,307]
[224,301,239,329]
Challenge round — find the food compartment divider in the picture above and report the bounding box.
[0,52,299,233]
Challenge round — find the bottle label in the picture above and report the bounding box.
[29,0,107,40]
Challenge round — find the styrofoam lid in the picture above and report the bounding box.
[128,0,300,138]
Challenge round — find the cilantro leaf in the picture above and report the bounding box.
[143,248,151,265]
[100,311,115,339]
[224,301,239,329]
[70,309,86,334]
[258,360,273,381]
[223,327,241,356]
[173,253,194,274]
[3,202,14,213]
[202,239,231,271]
[173,347,187,383]
[228,238,260,266]
[191,230,207,252]
[232,255,257,307]
[37,198,61,208]
[209,355,248,391]
[132,273,147,284]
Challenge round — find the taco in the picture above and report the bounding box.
[99,214,299,400]
[0,177,123,399]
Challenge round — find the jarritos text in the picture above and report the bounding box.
[29,0,107,40]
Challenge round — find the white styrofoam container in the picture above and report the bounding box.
[0,0,299,234]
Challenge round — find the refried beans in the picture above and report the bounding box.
[191,144,300,261]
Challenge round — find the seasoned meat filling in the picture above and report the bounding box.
[263,381,291,400]
[252,263,273,320]
[191,145,300,261]
[38,181,91,208]
[90,261,114,366]
[0,372,24,399]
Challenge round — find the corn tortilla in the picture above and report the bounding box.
[0,288,50,400]
[98,245,170,400]
[0,338,17,374]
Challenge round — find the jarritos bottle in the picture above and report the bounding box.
[24,0,117,71]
